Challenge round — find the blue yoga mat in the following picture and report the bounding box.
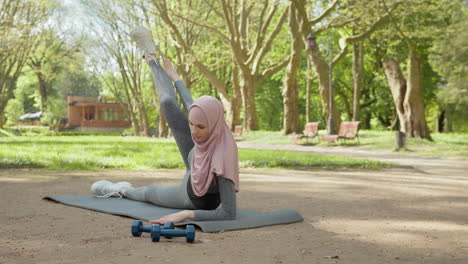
[44,196,303,233]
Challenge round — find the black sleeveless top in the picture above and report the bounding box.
[187,175,221,210]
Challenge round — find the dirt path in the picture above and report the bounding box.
[1,146,467,263]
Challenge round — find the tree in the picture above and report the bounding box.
[148,0,246,130]
[4,99,23,126]
[293,0,403,133]
[351,35,364,122]
[282,0,303,134]
[137,0,228,133]
[28,29,82,112]
[429,0,467,132]
[0,0,52,127]
[218,0,290,130]
[378,0,460,139]
[86,0,151,136]
[151,0,291,130]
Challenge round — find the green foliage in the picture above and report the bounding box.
[60,55,101,98]
[40,97,66,126]
[3,0,467,134]
[10,25,100,127]
[44,131,122,136]
[4,99,24,126]
[256,79,284,131]
[360,0,468,132]
[9,126,51,135]
[0,129,17,137]
[0,135,388,170]
[428,1,467,131]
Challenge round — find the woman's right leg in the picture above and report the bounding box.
[148,59,193,169]
[124,171,196,209]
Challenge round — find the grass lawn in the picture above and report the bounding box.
[239,130,468,157]
[0,135,388,170]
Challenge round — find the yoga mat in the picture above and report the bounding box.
[44,196,303,233]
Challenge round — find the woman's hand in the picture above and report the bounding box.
[163,59,181,82]
[149,210,194,224]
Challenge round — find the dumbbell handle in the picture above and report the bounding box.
[140,225,153,233]
[131,221,174,238]
[139,223,174,233]
[159,229,188,237]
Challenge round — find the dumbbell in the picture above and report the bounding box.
[131,220,174,242]
[151,224,196,243]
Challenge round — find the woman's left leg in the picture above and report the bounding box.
[148,59,194,169]
[121,59,196,209]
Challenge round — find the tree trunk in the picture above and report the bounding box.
[149,85,165,137]
[405,51,431,140]
[282,59,301,134]
[134,93,149,136]
[240,75,259,130]
[128,106,140,136]
[282,2,302,135]
[117,55,147,136]
[383,58,407,133]
[123,88,140,136]
[308,49,340,133]
[37,74,48,112]
[336,88,352,120]
[0,78,16,128]
[218,0,288,131]
[0,111,4,128]
[282,60,301,134]
[228,64,242,131]
[158,114,168,137]
[352,41,364,121]
[383,55,432,140]
[389,115,399,131]
[444,108,452,133]
[0,95,8,128]
[192,60,232,112]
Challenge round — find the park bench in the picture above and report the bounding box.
[289,122,320,144]
[321,121,360,144]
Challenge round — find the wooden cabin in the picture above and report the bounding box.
[67,96,131,132]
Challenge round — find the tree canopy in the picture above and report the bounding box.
[1,0,466,134]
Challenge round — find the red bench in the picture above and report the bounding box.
[322,121,360,143]
[289,122,320,144]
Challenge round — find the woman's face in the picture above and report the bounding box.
[189,112,210,143]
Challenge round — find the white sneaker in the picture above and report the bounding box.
[91,180,133,198]
[130,27,157,60]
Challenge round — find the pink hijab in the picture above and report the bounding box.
[189,96,240,196]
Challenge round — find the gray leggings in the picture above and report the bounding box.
[124,59,196,209]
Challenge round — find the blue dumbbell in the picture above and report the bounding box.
[152,225,196,243]
[131,221,174,242]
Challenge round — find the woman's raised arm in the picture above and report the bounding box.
[163,59,193,111]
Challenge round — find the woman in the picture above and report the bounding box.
[91,57,239,224]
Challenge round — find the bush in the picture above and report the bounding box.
[11,126,50,135]
[0,128,18,137]
[43,131,122,136]
[5,99,24,126]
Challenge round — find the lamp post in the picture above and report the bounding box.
[305,34,316,124]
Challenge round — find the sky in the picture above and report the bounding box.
[58,0,98,36]
[60,0,85,28]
